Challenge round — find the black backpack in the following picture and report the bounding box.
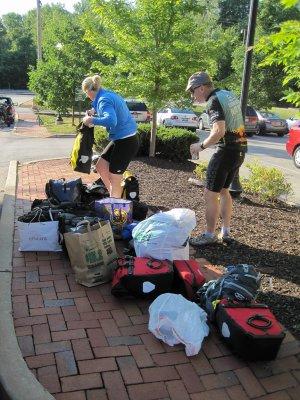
[121,171,139,202]
[197,264,261,320]
[81,178,109,204]
[70,122,94,174]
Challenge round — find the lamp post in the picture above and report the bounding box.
[36,1,42,61]
[55,42,64,124]
[229,0,259,199]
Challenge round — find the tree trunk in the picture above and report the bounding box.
[72,104,75,126]
[149,108,157,157]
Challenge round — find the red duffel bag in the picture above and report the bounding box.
[172,260,206,300]
[111,256,173,298]
[216,299,285,360]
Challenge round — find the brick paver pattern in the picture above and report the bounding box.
[12,159,300,400]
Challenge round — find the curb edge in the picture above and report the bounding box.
[0,160,54,400]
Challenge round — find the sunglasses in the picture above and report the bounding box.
[189,86,201,95]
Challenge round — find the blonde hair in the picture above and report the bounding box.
[82,74,102,92]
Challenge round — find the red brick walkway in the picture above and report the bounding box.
[12,159,300,400]
[15,111,51,137]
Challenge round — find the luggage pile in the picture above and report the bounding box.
[17,172,285,361]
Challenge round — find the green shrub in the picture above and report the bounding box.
[156,126,198,162]
[94,123,198,162]
[136,123,152,156]
[194,161,208,181]
[94,126,109,151]
[242,161,293,202]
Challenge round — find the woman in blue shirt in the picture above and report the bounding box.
[82,75,139,198]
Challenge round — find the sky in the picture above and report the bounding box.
[0,0,79,17]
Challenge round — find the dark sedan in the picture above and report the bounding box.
[256,111,288,137]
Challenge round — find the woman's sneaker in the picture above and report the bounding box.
[218,232,234,244]
[189,233,219,247]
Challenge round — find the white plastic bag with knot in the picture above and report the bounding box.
[132,208,196,261]
[148,293,209,356]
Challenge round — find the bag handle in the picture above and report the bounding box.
[147,259,163,270]
[246,314,272,331]
[48,209,54,221]
[29,208,42,223]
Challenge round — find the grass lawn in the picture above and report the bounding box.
[270,107,300,119]
[39,114,78,134]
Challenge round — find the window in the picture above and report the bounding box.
[170,108,194,114]
[126,101,148,112]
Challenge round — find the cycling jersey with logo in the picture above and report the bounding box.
[206,89,247,152]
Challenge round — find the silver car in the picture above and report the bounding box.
[256,111,288,137]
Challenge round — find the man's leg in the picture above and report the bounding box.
[189,188,220,246]
[96,157,111,193]
[220,187,232,229]
[205,188,220,234]
[109,173,123,198]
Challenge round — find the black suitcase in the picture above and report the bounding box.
[216,300,285,361]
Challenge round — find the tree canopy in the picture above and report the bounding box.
[28,4,104,115]
[0,13,36,88]
[83,0,218,154]
[257,0,300,107]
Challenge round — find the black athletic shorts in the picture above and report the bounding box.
[101,134,139,174]
[206,147,245,193]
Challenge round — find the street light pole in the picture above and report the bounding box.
[229,0,259,198]
[240,0,259,118]
[36,0,42,61]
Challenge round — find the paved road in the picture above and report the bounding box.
[0,90,34,110]
[0,108,73,215]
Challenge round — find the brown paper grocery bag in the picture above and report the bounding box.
[64,220,117,287]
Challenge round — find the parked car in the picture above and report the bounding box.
[125,99,151,123]
[286,120,300,168]
[198,111,210,130]
[244,106,259,137]
[157,107,199,131]
[256,110,288,137]
[0,96,15,127]
[286,117,300,130]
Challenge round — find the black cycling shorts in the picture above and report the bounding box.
[101,134,139,174]
[206,148,245,193]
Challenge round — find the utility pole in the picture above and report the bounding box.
[36,0,42,61]
[240,0,259,118]
[229,0,259,198]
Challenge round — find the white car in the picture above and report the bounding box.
[157,107,199,131]
[286,117,300,130]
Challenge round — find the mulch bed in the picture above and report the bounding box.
[129,156,300,338]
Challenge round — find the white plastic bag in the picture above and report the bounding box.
[148,293,209,356]
[132,208,196,261]
[18,210,62,252]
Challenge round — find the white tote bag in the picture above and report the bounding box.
[18,209,62,252]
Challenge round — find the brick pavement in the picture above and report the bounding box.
[15,111,53,137]
[12,159,300,400]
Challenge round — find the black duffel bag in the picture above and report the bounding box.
[45,178,83,204]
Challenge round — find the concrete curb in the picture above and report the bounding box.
[0,161,54,400]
